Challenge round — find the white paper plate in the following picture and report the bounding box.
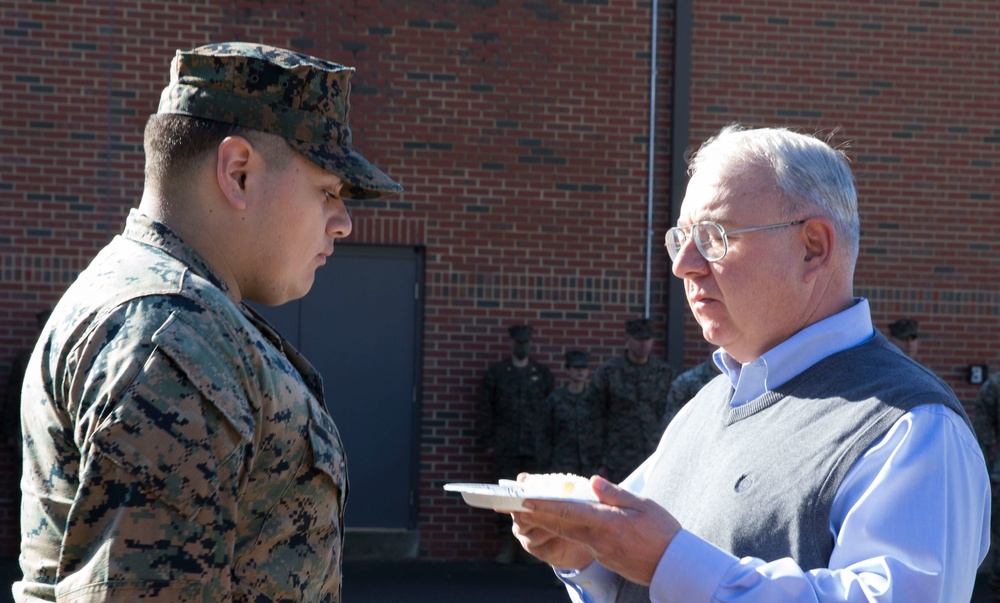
[443,481,597,512]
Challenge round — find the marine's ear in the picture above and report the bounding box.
[215,135,255,210]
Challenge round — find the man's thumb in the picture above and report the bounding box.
[591,475,631,505]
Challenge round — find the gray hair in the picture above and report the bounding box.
[688,124,860,262]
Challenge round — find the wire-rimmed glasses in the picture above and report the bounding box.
[665,220,806,262]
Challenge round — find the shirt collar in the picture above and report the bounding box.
[712,298,875,407]
[122,208,235,303]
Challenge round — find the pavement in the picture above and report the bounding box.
[0,557,564,603]
[1,556,997,602]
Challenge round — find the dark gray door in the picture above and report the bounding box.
[253,244,423,529]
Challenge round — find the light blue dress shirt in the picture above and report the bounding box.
[560,298,990,602]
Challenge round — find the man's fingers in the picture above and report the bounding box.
[590,475,640,506]
[519,499,620,549]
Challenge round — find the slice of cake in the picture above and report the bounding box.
[519,473,597,501]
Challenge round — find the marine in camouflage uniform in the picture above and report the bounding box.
[16,42,401,602]
[478,325,554,563]
[478,325,555,480]
[888,317,920,359]
[971,370,1000,588]
[1,350,30,461]
[593,318,676,484]
[538,351,603,476]
[661,358,721,431]
[1,310,49,462]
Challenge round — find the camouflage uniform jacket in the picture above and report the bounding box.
[16,210,348,602]
[538,385,604,476]
[478,358,554,457]
[972,371,1000,481]
[662,360,721,430]
[592,352,675,483]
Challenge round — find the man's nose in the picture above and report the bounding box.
[670,236,708,278]
[327,200,353,238]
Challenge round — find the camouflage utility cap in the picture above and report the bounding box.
[157,42,402,200]
[565,350,590,368]
[626,318,653,339]
[889,318,919,340]
[508,324,532,342]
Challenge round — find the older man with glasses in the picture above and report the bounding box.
[509,124,989,603]
[665,218,806,262]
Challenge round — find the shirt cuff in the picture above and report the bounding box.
[556,561,620,603]
[649,529,739,602]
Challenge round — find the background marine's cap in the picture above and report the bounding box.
[888,318,919,340]
[625,318,653,339]
[565,350,590,368]
[156,42,402,200]
[508,325,532,342]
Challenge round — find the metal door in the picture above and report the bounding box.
[253,244,423,529]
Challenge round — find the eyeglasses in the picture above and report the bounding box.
[665,220,806,262]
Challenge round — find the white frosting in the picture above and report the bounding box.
[520,473,597,501]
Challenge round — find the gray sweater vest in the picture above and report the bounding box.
[615,333,970,602]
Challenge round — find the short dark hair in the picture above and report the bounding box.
[143,114,294,187]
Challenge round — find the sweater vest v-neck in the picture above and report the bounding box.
[614,333,969,603]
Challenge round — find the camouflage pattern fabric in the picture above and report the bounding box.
[662,360,721,430]
[492,454,537,485]
[2,350,29,460]
[592,353,675,484]
[538,385,604,476]
[157,42,402,200]
[16,210,348,602]
[973,372,1000,479]
[478,358,554,476]
[972,372,1000,583]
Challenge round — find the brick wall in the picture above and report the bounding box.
[1,0,998,562]
[685,0,1000,405]
[0,0,674,559]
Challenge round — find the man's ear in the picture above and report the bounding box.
[216,136,254,210]
[801,217,835,282]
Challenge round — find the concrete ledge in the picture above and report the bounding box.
[344,528,419,561]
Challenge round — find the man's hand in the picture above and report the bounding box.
[511,512,596,570]
[510,472,595,569]
[512,475,681,586]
